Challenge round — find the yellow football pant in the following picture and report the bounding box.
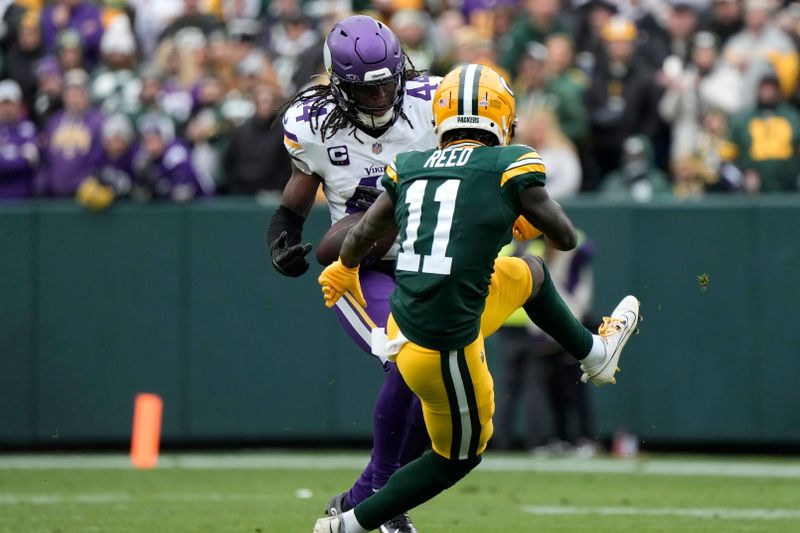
[390,257,533,460]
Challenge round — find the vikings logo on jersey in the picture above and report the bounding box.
[282,76,441,230]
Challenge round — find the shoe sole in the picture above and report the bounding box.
[313,517,341,533]
[592,297,640,385]
[379,523,415,533]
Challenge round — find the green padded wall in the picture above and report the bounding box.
[1,197,798,446]
[0,205,34,443]
[753,201,800,440]
[35,205,184,443]
[182,200,382,441]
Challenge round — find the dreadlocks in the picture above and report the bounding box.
[278,57,425,143]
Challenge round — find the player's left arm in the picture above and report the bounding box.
[500,146,576,250]
[317,192,396,308]
[519,185,577,251]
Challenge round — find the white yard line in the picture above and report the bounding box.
[2,492,799,523]
[0,493,132,505]
[0,493,275,505]
[521,505,800,521]
[0,453,799,479]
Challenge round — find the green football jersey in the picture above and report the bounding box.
[381,141,546,351]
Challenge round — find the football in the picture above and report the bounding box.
[316,211,398,266]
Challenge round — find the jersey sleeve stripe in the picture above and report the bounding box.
[284,130,299,142]
[501,164,546,185]
[385,164,398,183]
[505,158,544,171]
[284,135,302,150]
[515,151,541,162]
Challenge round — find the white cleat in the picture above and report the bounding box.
[581,295,640,386]
[313,515,344,533]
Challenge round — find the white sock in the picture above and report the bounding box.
[341,509,368,533]
[580,334,606,368]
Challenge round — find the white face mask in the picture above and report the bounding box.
[355,107,395,129]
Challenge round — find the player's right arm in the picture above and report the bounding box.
[337,156,399,269]
[339,192,397,268]
[317,191,396,309]
[317,160,399,308]
[267,163,321,277]
[267,100,328,277]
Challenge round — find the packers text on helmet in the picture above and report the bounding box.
[431,64,516,147]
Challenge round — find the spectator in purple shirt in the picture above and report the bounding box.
[96,114,137,198]
[0,81,39,200]
[76,114,139,211]
[40,0,104,69]
[36,69,104,197]
[133,113,213,202]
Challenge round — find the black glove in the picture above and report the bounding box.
[352,185,383,211]
[270,230,313,277]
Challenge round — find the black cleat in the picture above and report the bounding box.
[325,492,352,516]
[379,512,418,533]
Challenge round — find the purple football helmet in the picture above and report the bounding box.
[323,15,406,129]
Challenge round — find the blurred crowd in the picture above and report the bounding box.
[1,0,799,209]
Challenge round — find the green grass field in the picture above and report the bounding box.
[1,452,799,532]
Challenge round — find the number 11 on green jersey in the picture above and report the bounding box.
[397,179,460,275]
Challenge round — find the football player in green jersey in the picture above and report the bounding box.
[314,64,640,533]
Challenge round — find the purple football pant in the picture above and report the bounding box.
[332,269,429,507]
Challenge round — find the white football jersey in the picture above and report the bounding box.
[282,76,441,226]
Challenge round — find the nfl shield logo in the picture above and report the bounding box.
[372,142,383,154]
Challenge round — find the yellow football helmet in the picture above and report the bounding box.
[432,64,516,147]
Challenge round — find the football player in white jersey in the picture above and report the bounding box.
[267,15,440,533]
